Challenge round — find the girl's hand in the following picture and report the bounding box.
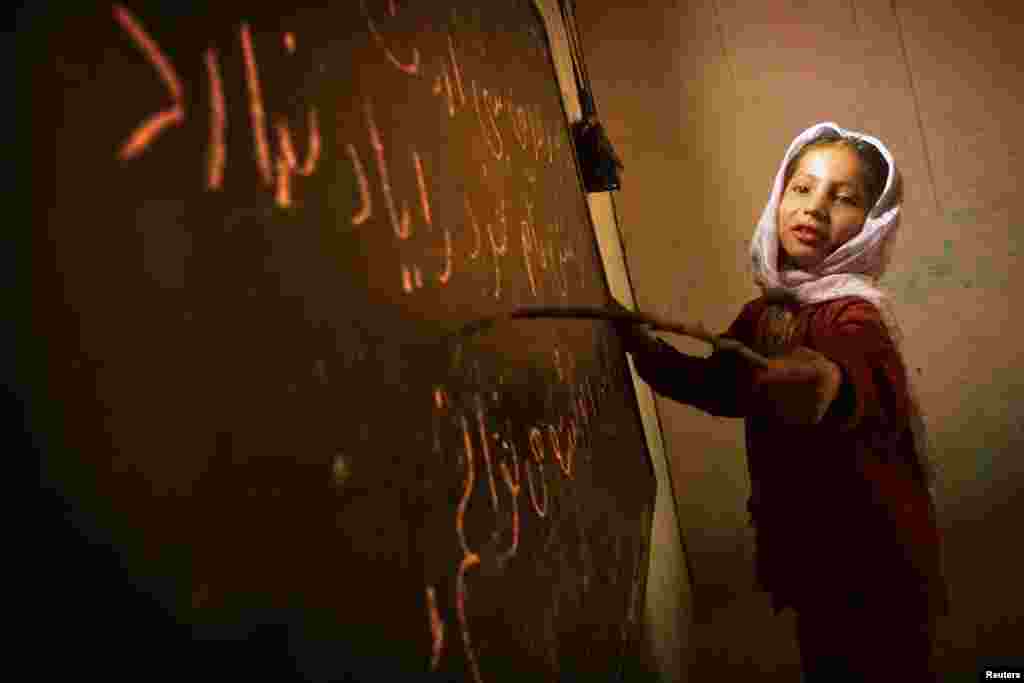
[751,346,843,425]
[607,298,658,354]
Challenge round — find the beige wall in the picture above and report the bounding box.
[576,0,1024,679]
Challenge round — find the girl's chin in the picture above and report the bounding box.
[780,248,824,271]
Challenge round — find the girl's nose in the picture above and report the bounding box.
[805,206,828,224]
[805,193,831,221]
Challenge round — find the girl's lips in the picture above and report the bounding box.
[792,226,822,244]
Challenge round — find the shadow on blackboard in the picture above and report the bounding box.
[35,500,433,682]
[35,477,658,683]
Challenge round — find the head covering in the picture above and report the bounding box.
[750,121,940,497]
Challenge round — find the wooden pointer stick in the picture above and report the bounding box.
[452,305,772,368]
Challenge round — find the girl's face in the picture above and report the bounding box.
[776,144,869,271]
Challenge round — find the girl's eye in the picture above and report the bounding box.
[838,196,859,205]
[792,185,809,193]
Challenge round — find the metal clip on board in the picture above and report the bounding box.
[561,0,624,192]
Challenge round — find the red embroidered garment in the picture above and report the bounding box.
[630,295,949,617]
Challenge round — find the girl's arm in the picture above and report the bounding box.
[748,298,909,431]
[749,346,844,426]
[619,302,760,418]
[805,298,912,433]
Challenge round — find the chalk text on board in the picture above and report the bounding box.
[112,3,581,302]
[430,344,601,683]
[113,5,322,206]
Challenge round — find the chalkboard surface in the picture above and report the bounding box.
[25,2,655,680]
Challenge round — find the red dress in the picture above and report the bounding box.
[630,295,949,676]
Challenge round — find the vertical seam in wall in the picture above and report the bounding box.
[848,0,866,124]
[709,0,737,88]
[890,0,942,214]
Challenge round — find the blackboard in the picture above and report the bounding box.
[24,1,655,680]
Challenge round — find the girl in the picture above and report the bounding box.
[617,122,949,681]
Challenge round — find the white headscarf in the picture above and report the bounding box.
[750,121,940,497]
